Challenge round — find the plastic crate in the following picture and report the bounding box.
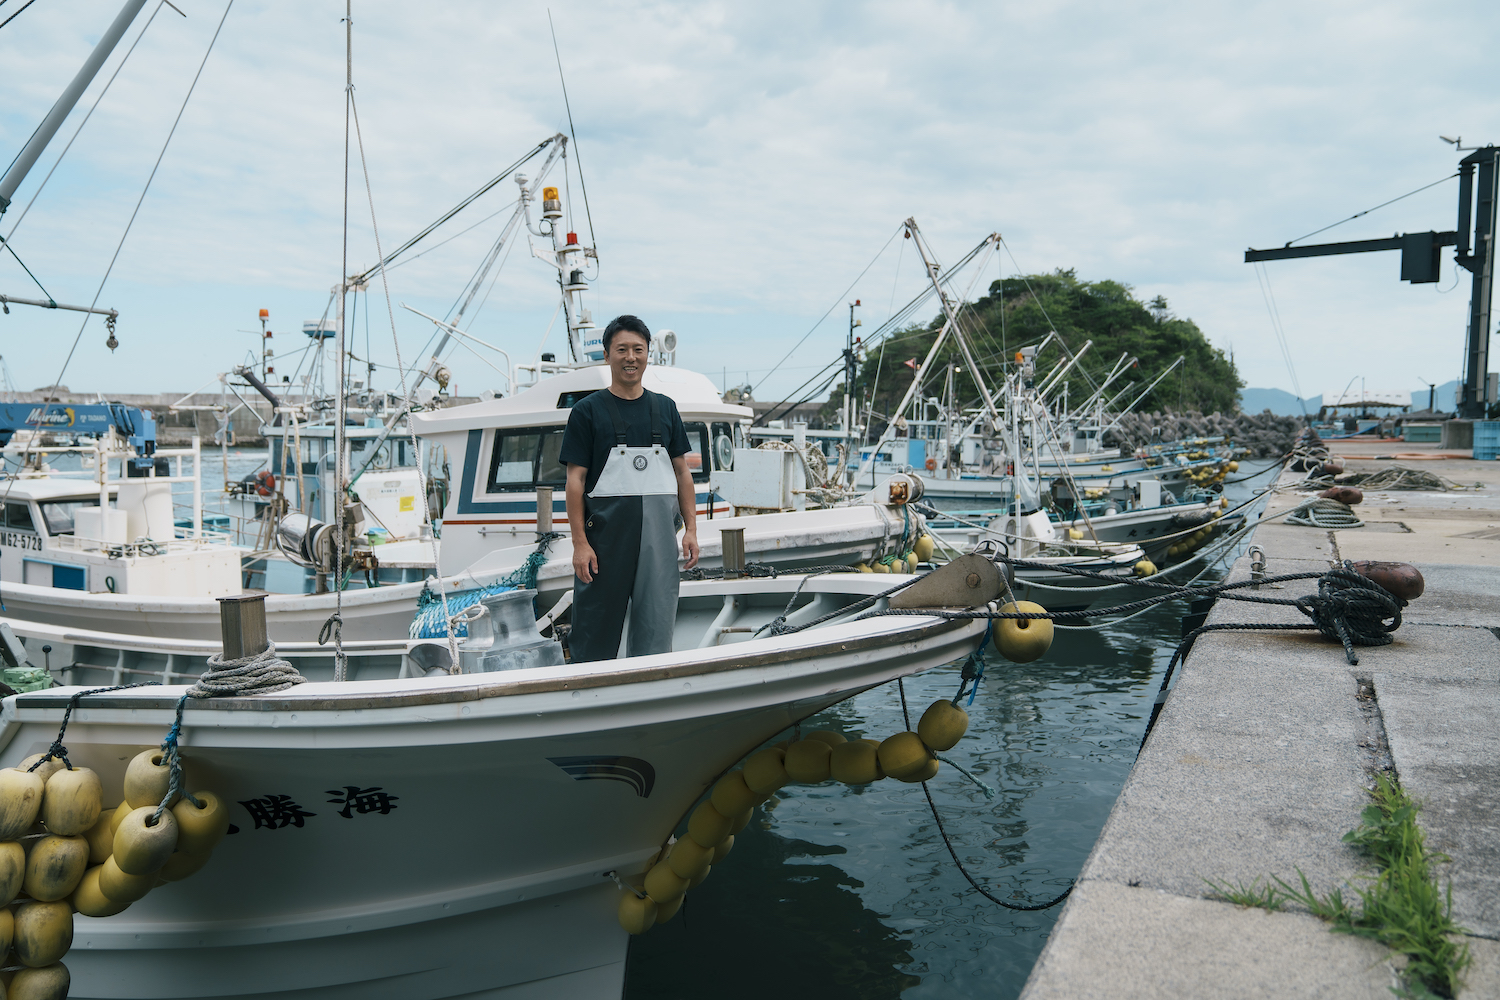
[1475,421,1500,461]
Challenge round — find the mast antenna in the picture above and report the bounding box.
[548,10,596,249]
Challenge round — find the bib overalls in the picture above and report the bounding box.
[569,390,681,662]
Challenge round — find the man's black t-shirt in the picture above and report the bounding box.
[559,388,692,494]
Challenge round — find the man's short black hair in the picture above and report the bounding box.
[602,315,651,352]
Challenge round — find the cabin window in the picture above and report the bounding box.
[683,422,710,482]
[5,503,33,531]
[38,498,100,535]
[484,427,567,492]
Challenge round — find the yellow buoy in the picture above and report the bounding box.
[18,754,64,784]
[896,756,941,783]
[617,890,657,934]
[709,771,759,818]
[686,801,732,849]
[914,534,935,563]
[729,806,754,835]
[171,791,230,855]
[123,750,176,811]
[1066,528,1084,541]
[688,864,711,889]
[109,799,133,834]
[829,739,881,784]
[10,962,71,1000]
[112,807,178,876]
[654,894,685,924]
[0,839,25,906]
[854,562,872,573]
[742,747,789,794]
[871,560,890,574]
[13,900,72,968]
[876,732,930,780]
[0,768,44,841]
[1226,461,1239,472]
[905,552,919,573]
[917,699,969,751]
[158,850,211,882]
[0,905,11,957]
[805,730,847,747]
[42,767,102,837]
[82,812,114,865]
[783,740,833,783]
[665,837,712,881]
[22,835,87,902]
[70,866,129,918]
[1134,559,1157,577]
[1220,496,1230,509]
[643,862,689,904]
[97,856,153,903]
[711,835,735,864]
[993,601,1053,663]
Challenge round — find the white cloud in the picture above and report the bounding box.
[0,0,1495,401]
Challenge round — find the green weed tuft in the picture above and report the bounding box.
[1202,875,1284,911]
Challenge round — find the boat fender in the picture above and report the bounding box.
[876,732,930,781]
[688,864,712,889]
[22,836,87,902]
[1319,486,1363,506]
[1134,559,1157,577]
[804,730,847,747]
[170,791,231,855]
[743,748,789,794]
[0,770,45,841]
[728,806,754,835]
[82,813,114,865]
[709,771,761,818]
[665,836,713,881]
[828,740,881,785]
[0,905,10,956]
[643,861,689,904]
[10,962,71,1000]
[158,850,212,882]
[97,856,154,903]
[41,768,102,837]
[123,751,177,811]
[896,757,941,784]
[917,700,969,752]
[686,801,732,849]
[108,800,133,834]
[0,840,24,905]
[112,807,177,875]
[783,740,833,784]
[18,755,65,785]
[1348,561,1424,602]
[913,534,935,563]
[13,900,71,968]
[654,894,686,924]
[994,602,1054,663]
[711,836,735,864]
[617,890,658,934]
[70,866,129,918]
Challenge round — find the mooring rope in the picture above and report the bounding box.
[1285,497,1364,528]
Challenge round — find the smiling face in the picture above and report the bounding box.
[607,330,650,396]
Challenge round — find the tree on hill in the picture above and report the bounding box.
[825,269,1242,427]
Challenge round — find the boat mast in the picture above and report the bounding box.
[0,0,149,213]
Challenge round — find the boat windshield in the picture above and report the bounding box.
[38,498,100,535]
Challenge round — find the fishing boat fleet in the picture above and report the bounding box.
[0,4,1263,997]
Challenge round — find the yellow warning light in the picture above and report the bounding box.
[1015,352,1024,364]
[542,187,559,201]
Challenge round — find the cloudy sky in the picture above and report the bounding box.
[0,0,1496,406]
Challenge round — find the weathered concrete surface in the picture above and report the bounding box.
[1022,449,1500,999]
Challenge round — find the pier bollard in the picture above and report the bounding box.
[536,487,554,535]
[721,528,746,580]
[215,592,270,660]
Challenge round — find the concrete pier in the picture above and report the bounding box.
[1021,442,1500,999]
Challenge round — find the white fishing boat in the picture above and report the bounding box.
[1,560,995,999]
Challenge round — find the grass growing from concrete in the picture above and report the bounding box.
[1274,773,1472,999]
[1201,875,1284,912]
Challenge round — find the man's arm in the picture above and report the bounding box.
[671,455,700,570]
[566,465,597,583]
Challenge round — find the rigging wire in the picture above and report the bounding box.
[0,0,37,32]
[49,0,233,392]
[1285,173,1458,247]
[382,198,518,273]
[1252,261,1307,415]
[547,10,595,249]
[4,0,176,243]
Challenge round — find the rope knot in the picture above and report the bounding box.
[318,614,344,647]
[1294,565,1404,665]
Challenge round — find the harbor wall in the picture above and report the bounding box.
[1109,409,1306,457]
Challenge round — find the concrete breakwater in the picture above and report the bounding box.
[1110,409,1306,457]
[1020,440,1499,998]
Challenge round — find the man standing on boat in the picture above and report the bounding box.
[561,315,700,661]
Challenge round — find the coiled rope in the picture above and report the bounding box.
[1285,497,1364,528]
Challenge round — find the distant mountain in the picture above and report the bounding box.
[1238,380,1459,416]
